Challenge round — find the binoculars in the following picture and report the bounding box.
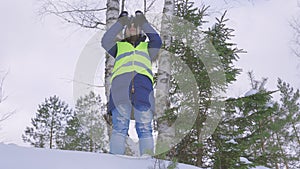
[127,16,140,27]
[120,11,144,28]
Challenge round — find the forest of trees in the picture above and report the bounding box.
[22,91,108,153]
[19,0,300,168]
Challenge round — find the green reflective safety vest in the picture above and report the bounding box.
[111,41,154,83]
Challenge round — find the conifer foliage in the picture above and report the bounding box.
[214,74,276,169]
[64,91,109,153]
[29,0,300,168]
[23,92,109,153]
[162,0,243,167]
[22,95,73,149]
[270,79,300,168]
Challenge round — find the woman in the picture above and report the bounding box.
[101,10,162,156]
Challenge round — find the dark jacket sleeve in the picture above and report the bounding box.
[141,23,162,60]
[101,21,124,57]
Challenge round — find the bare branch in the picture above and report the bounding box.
[61,78,104,88]
[291,47,300,58]
[290,17,300,35]
[121,0,125,12]
[0,71,8,103]
[145,0,157,13]
[290,16,300,58]
[0,71,15,127]
[38,0,107,29]
[0,111,15,123]
[144,0,146,13]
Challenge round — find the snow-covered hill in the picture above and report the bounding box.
[0,144,200,169]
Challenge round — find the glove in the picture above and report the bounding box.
[118,11,129,26]
[134,10,148,27]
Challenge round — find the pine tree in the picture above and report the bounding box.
[64,91,109,153]
[22,95,73,149]
[63,112,92,151]
[269,79,300,168]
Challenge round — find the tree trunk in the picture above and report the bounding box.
[50,116,55,149]
[144,0,147,13]
[89,132,93,152]
[105,0,120,100]
[155,0,174,155]
[292,121,300,145]
[196,115,204,166]
[105,0,120,136]
[275,132,289,169]
[121,0,125,12]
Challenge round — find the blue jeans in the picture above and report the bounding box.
[110,104,154,156]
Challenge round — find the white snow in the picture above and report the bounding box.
[240,157,253,164]
[252,166,270,169]
[225,139,238,144]
[0,143,201,169]
[240,157,271,169]
[244,89,259,97]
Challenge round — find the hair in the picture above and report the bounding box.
[124,24,140,36]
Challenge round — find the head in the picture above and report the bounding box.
[123,16,143,43]
[125,23,141,38]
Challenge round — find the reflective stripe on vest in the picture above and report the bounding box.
[111,42,153,83]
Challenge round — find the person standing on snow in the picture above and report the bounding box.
[101,10,162,156]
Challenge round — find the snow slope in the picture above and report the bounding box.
[0,144,200,169]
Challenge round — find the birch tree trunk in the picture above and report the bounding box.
[105,0,119,105]
[155,0,175,156]
[104,0,119,134]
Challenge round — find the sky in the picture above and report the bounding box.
[223,0,300,95]
[0,0,300,146]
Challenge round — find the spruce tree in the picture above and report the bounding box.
[159,0,243,167]
[22,95,73,149]
[211,73,297,169]
[214,74,276,169]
